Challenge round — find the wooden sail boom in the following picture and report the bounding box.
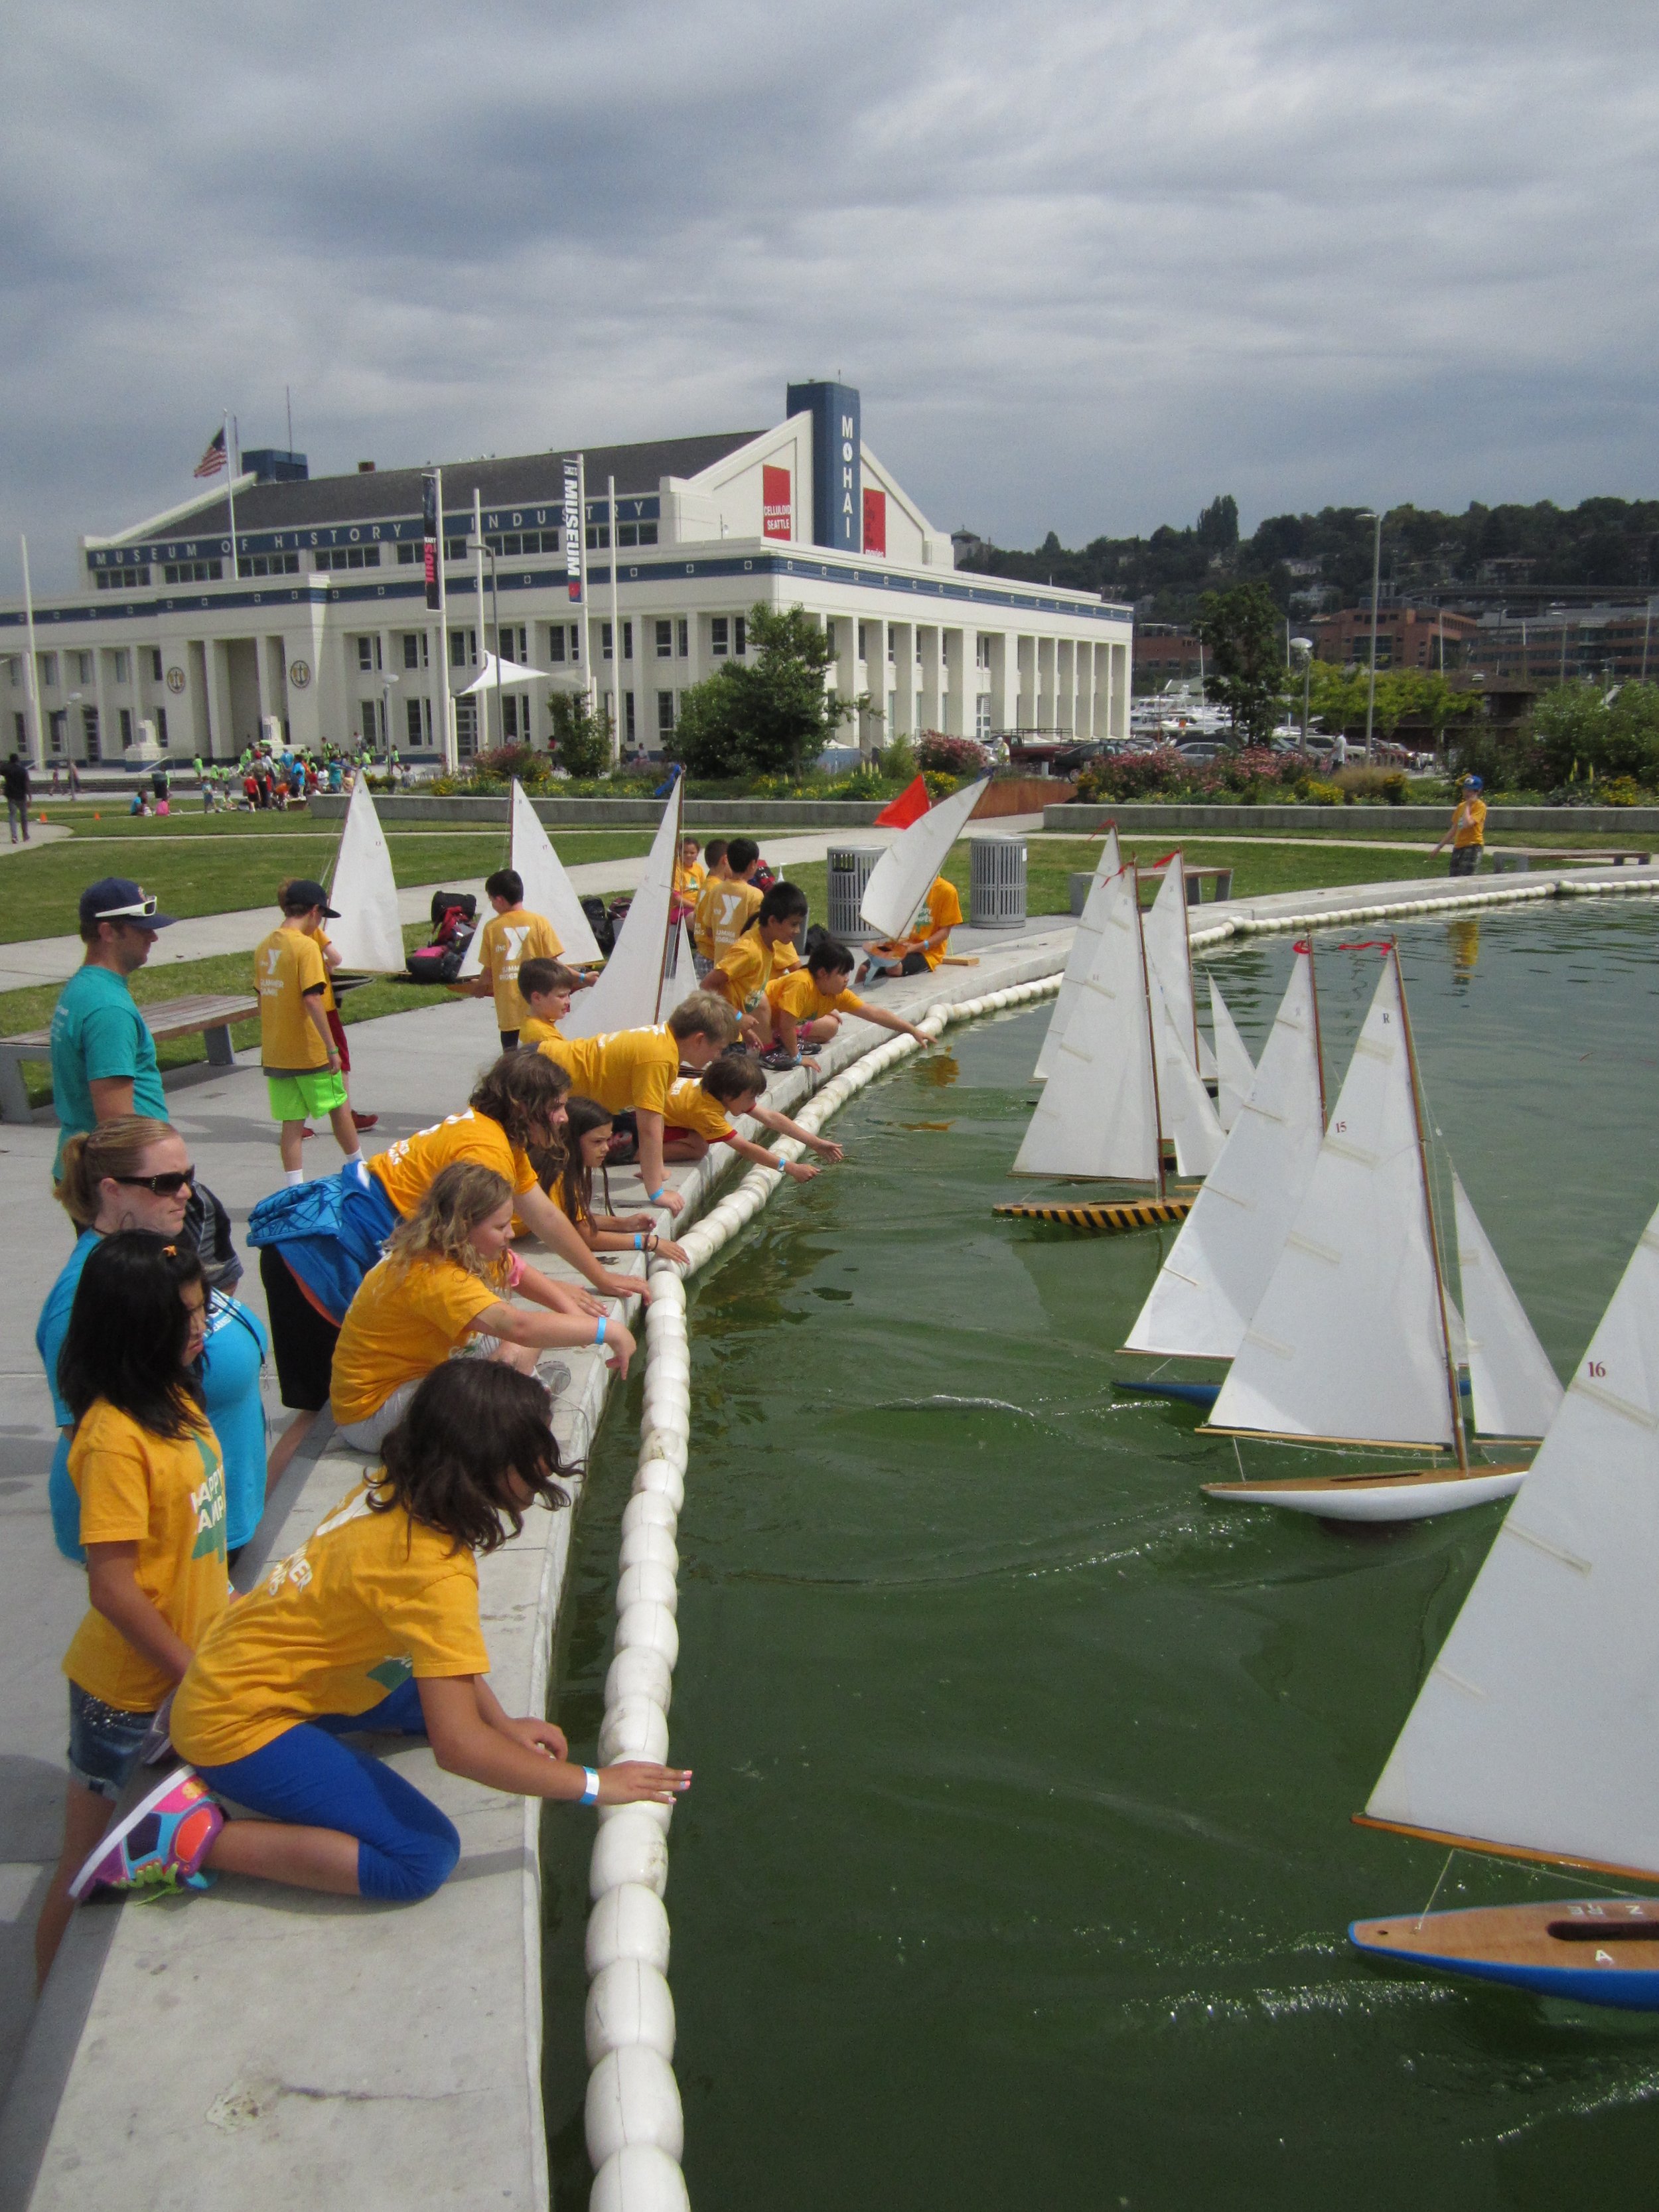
[1351,1814,1659,1890]
[1196,1425,1459,1451]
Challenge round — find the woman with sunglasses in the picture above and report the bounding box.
[38,1118,279,1566]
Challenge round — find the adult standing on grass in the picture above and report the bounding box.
[451,867,563,1052]
[5,751,31,843]
[1434,774,1486,877]
[48,877,176,1182]
[254,879,362,1186]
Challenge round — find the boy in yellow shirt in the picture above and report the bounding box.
[662,1051,844,1177]
[692,836,763,973]
[451,869,563,1049]
[539,991,739,1216]
[1434,775,1487,878]
[857,872,963,985]
[255,879,362,1183]
[707,883,809,1046]
[765,938,934,1067]
[516,957,581,1046]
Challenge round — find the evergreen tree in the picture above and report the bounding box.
[669,604,857,778]
[1194,580,1287,743]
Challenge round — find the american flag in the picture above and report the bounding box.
[193,427,227,479]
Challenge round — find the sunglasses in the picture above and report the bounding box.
[112,1167,196,1195]
[96,893,161,921]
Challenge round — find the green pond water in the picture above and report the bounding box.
[543,901,1659,2210]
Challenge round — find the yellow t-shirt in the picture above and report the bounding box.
[766,969,863,1022]
[540,1026,681,1116]
[62,1401,230,1713]
[330,1255,503,1426]
[693,878,762,960]
[369,1108,537,1218]
[664,1077,739,1142]
[672,860,706,904]
[1452,796,1487,848]
[710,932,776,1013]
[519,1012,563,1046]
[875,876,963,970]
[171,1477,490,1769]
[255,924,330,1072]
[476,909,563,1031]
[770,938,802,976]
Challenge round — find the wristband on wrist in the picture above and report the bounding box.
[773,1155,787,1171]
[595,1315,607,1346]
[581,1767,601,1805]
[632,1232,644,1250]
[648,1185,666,1203]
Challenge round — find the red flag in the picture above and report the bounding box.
[874,774,930,829]
[1148,848,1179,870]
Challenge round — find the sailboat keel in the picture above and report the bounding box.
[1350,1900,1659,2010]
[1200,1464,1528,1521]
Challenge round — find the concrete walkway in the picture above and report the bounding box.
[0,828,70,859]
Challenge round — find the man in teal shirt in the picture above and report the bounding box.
[49,877,179,1173]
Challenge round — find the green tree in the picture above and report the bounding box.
[668,603,856,779]
[1194,580,1288,743]
[1196,494,1239,554]
[547,692,611,778]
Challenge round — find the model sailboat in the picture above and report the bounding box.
[457,779,601,980]
[859,774,988,942]
[561,783,687,1038]
[1349,1196,1659,2006]
[1034,826,1122,1080]
[325,780,405,973]
[1119,946,1327,1400]
[1198,946,1539,1522]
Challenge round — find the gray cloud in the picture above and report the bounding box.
[3,0,1656,591]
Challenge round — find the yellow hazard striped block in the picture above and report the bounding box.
[992,1195,1196,1233]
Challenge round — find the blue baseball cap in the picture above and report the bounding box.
[78,877,179,932]
[1463,775,1483,790]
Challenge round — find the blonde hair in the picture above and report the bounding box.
[54,1116,178,1228]
[667,990,740,1045]
[384,1161,514,1286]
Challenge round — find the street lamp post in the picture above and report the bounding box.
[1289,636,1314,744]
[1358,509,1383,762]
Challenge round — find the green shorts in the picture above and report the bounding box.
[266,1069,348,1122]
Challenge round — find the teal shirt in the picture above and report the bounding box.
[49,965,167,1172]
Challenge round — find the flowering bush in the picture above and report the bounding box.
[1074,751,1187,802]
[922,771,959,798]
[917,733,989,778]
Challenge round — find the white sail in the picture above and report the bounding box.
[325,781,405,974]
[1011,862,1160,1184]
[1453,1172,1564,1440]
[512,780,601,963]
[1153,973,1225,1177]
[1198,1030,1219,1084]
[1208,952,1457,1448]
[560,789,683,1038]
[1127,952,1325,1361]
[1033,826,1121,1080]
[859,776,988,940]
[457,650,551,693]
[1365,1203,1659,1876]
[656,921,698,1019]
[1142,855,1199,1074]
[1208,979,1255,1134]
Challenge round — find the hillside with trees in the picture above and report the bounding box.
[957,496,1659,623]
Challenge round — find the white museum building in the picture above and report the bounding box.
[1,382,1132,769]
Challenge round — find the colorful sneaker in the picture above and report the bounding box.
[69,1769,224,1901]
[760,1047,800,1072]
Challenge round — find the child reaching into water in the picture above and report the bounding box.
[36,1233,232,1983]
[706,883,810,1049]
[329,1161,637,1451]
[662,1052,843,1180]
[549,1097,691,1266]
[72,1363,688,1914]
[764,938,933,1068]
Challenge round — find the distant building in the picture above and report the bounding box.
[1133,623,1204,684]
[0,384,1132,766]
[1463,604,1659,686]
[1310,605,1480,670]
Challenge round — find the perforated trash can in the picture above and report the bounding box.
[969,834,1027,929]
[828,846,884,942]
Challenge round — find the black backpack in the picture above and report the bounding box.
[405,943,466,985]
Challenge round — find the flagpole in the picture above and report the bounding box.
[576,453,593,724]
[608,473,622,765]
[433,467,456,773]
[472,488,487,756]
[222,410,240,579]
[19,535,41,769]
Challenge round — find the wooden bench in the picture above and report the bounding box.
[1487,848,1653,873]
[1069,863,1235,915]
[0,992,259,1124]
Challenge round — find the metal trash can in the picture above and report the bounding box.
[1069,871,1095,915]
[828,846,884,942]
[969,834,1027,929]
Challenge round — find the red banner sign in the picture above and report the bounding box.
[762,465,792,541]
[862,487,886,556]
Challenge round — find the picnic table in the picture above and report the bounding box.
[1486,848,1653,873]
[0,992,258,1124]
[1069,864,1234,915]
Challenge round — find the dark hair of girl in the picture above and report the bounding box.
[739,880,810,935]
[58,1230,207,1439]
[555,1094,615,1229]
[374,1362,569,1555]
[700,1052,768,1106]
[806,936,856,978]
[470,1050,571,1159]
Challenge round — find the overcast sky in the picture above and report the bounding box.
[4,0,1657,590]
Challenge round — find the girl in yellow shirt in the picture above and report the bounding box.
[549,1098,690,1265]
[661,1052,844,1178]
[330,1161,638,1450]
[165,1363,690,1910]
[708,883,810,1046]
[38,1232,232,1980]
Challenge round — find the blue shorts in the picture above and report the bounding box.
[68,1682,155,1801]
[192,1678,459,1905]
